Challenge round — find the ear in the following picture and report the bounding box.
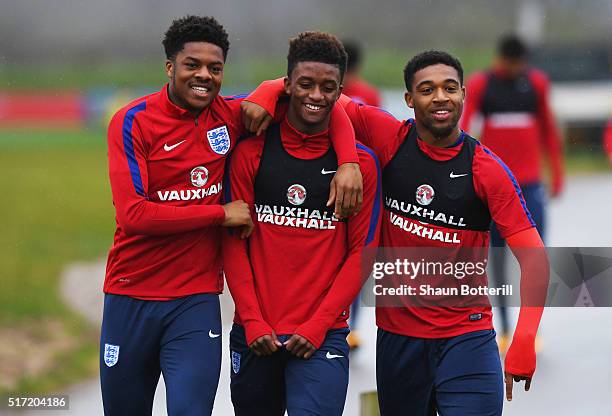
[335,84,343,102]
[283,76,291,95]
[404,91,414,109]
[165,60,174,79]
[461,85,466,101]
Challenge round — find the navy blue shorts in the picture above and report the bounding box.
[229,324,350,416]
[376,329,503,416]
[100,293,222,416]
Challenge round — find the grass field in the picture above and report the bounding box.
[0,47,496,91]
[563,149,609,173]
[0,129,113,394]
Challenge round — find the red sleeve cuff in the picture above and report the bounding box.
[294,322,327,349]
[338,156,360,165]
[244,321,274,346]
[504,330,537,377]
[504,354,536,378]
[211,205,226,225]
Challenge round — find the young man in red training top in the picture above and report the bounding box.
[461,35,563,348]
[245,50,549,415]
[223,32,381,416]
[101,16,362,416]
[345,51,548,415]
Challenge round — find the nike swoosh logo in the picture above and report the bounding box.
[208,330,220,338]
[449,172,468,178]
[321,169,337,175]
[164,140,187,151]
[326,352,344,359]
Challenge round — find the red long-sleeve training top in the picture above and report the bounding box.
[340,96,535,338]
[222,117,381,348]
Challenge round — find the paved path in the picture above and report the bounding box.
[6,173,612,415]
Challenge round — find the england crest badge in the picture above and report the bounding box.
[104,343,120,367]
[231,351,241,374]
[207,125,231,155]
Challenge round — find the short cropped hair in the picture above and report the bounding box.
[403,50,464,91]
[498,34,528,59]
[162,15,230,61]
[287,31,348,82]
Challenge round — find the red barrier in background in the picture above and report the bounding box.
[0,92,85,128]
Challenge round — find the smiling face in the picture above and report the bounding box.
[405,63,465,146]
[284,61,342,135]
[165,41,224,115]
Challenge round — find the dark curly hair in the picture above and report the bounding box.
[287,31,347,82]
[162,15,230,61]
[403,50,463,91]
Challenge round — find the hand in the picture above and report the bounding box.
[504,333,536,401]
[284,334,316,359]
[504,371,532,401]
[327,162,363,219]
[222,200,254,238]
[241,101,273,136]
[239,221,254,239]
[249,332,282,356]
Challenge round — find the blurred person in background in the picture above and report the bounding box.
[101,15,361,416]
[461,34,564,352]
[342,40,382,108]
[604,118,612,166]
[342,39,382,350]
